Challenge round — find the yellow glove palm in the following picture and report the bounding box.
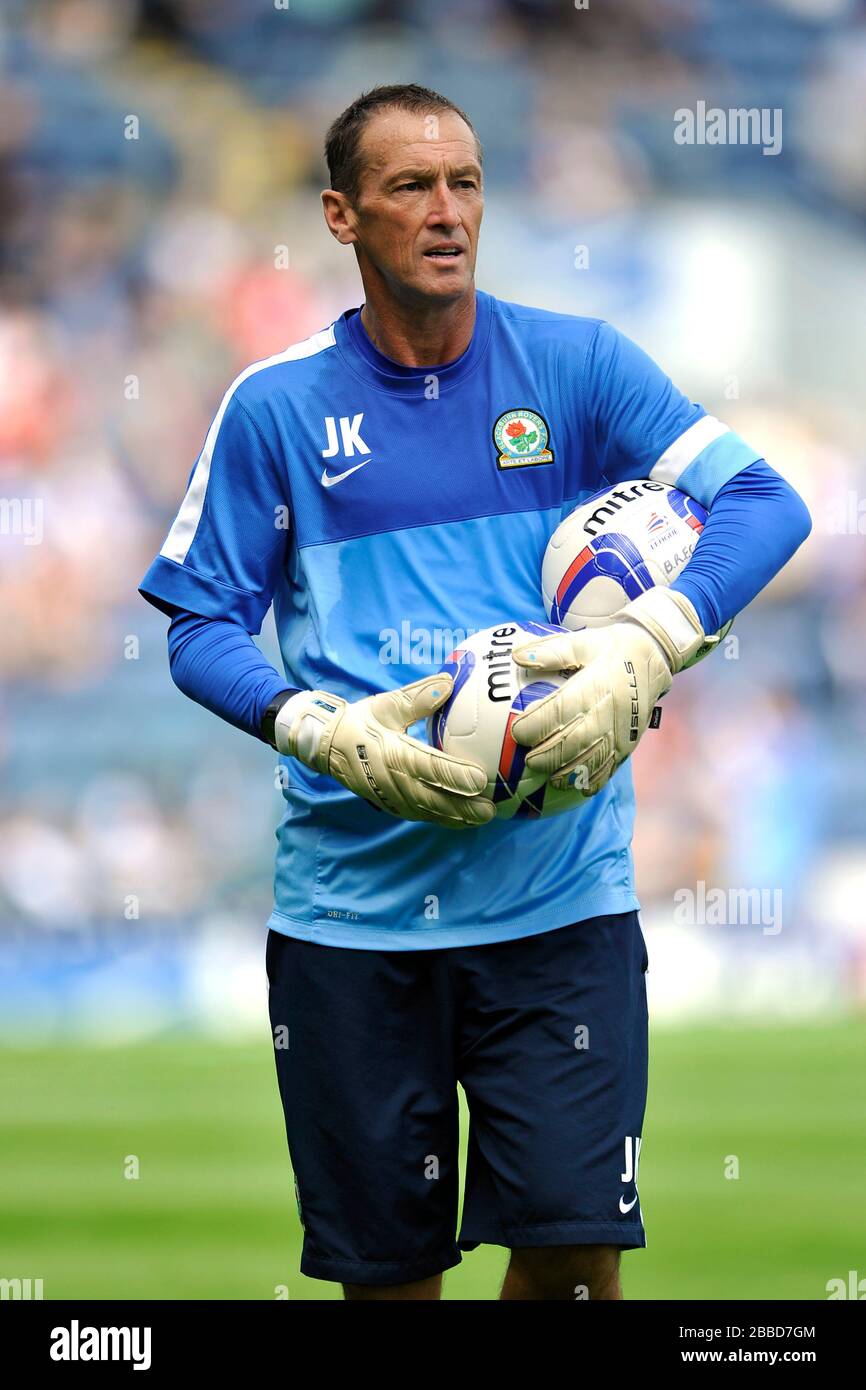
[275,675,495,829]
[511,589,707,795]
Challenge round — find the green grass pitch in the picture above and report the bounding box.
[1,1020,863,1300]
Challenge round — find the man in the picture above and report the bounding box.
[140,84,810,1300]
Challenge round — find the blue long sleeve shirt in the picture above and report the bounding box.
[164,457,810,740]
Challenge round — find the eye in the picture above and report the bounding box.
[396,181,422,192]
[457,180,477,189]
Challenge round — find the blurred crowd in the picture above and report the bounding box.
[2,0,866,1026]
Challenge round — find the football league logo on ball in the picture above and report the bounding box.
[493,408,554,469]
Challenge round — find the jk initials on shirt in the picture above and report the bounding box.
[322,414,370,458]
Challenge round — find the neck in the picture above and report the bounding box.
[359,287,476,367]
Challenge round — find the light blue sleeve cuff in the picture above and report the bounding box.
[674,432,764,510]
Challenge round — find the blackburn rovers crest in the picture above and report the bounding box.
[493,408,554,469]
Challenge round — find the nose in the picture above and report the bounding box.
[427,176,462,229]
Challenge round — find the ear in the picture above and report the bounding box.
[321,189,358,246]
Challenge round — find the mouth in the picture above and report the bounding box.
[423,246,464,262]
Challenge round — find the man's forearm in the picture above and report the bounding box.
[671,458,812,634]
[167,609,296,743]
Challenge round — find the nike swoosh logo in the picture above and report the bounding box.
[321,459,372,488]
[619,1193,639,1214]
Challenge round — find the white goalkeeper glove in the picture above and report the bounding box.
[271,675,495,829]
[510,588,708,796]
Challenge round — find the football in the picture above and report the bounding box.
[541,479,731,665]
[428,621,587,820]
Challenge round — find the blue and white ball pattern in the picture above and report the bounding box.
[428,621,588,820]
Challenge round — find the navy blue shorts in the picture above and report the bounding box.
[265,910,649,1287]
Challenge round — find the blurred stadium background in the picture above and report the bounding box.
[1,0,865,1300]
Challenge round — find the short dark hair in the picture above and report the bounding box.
[324,83,481,204]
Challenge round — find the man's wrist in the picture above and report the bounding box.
[615,588,705,674]
[270,689,346,766]
[260,688,299,749]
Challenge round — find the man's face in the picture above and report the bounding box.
[334,107,483,304]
